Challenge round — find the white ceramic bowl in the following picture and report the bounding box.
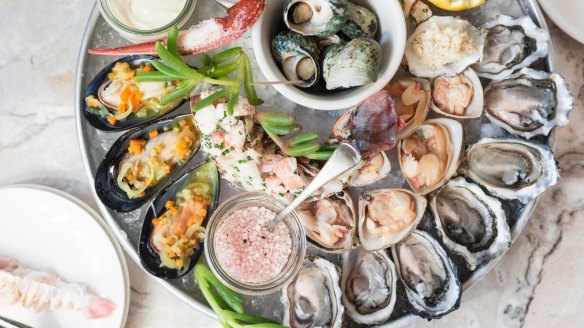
[251,0,407,111]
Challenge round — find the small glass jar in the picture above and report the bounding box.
[97,0,197,43]
[205,192,306,295]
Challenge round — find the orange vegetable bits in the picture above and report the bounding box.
[128,139,147,155]
[165,200,175,209]
[107,115,117,125]
[149,130,159,138]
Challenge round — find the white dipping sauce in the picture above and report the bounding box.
[107,0,187,30]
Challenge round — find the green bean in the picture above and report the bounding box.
[243,54,262,105]
[150,60,184,79]
[135,71,179,83]
[213,47,243,64]
[227,89,240,116]
[319,143,339,151]
[285,143,321,157]
[305,150,334,161]
[191,88,232,112]
[196,265,244,313]
[201,53,213,66]
[166,26,181,59]
[290,132,319,146]
[160,80,195,104]
[263,124,301,135]
[155,41,203,82]
[255,112,295,126]
[208,60,241,77]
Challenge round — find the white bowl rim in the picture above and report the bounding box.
[251,0,407,111]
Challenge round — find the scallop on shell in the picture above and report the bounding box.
[358,189,427,251]
[430,177,511,270]
[392,230,462,319]
[462,138,559,204]
[282,256,344,328]
[484,68,574,139]
[398,118,464,195]
[405,16,484,78]
[473,15,549,80]
[341,247,397,324]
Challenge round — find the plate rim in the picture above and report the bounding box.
[0,184,130,328]
[538,0,584,44]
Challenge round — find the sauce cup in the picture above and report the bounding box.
[204,192,306,295]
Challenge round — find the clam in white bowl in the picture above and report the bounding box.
[251,0,407,110]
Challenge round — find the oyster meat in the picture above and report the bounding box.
[463,138,559,203]
[405,16,484,78]
[431,177,511,270]
[284,0,349,37]
[385,77,431,139]
[282,257,344,328]
[341,247,397,324]
[322,37,382,90]
[431,68,484,119]
[272,31,321,88]
[398,118,463,195]
[358,189,427,250]
[484,68,574,139]
[392,230,462,319]
[473,15,549,80]
[296,191,356,252]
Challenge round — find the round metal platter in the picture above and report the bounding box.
[75,0,555,326]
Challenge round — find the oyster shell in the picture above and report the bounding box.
[484,68,574,139]
[405,16,484,78]
[272,31,321,88]
[398,118,463,195]
[473,15,549,80]
[284,0,349,37]
[392,230,462,319]
[341,247,397,324]
[282,256,344,328]
[322,37,382,90]
[341,2,378,39]
[431,68,484,119]
[296,191,356,252]
[358,189,427,250]
[430,177,511,270]
[384,77,431,139]
[463,138,559,203]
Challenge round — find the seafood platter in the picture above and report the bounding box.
[75,0,574,326]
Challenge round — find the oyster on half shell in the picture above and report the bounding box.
[282,256,344,328]
[430,177,511,270]
[296,191,356,252]
[392,230,462,319]
[484,68,574,139]
[473,15,549,80]
[358,189,427,251]
[462,138,559,204]
[341,247,397,324]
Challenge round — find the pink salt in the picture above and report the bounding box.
[214,206,292,284]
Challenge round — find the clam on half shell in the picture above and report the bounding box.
[282,256,344,328]
[430,177,511,270]
[392,230,462,319]
[484,68,574,139]
[430,68,484,119]
[398,118,464,195]
[462,138,559,204]
[384,77,431,139]
[473,15,549,80]
[341,247,397,324]
[358,189,427,251]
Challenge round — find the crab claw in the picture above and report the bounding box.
[89,0,266,56]
[331,90,404,156]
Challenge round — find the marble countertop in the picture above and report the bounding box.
[1,1,582,327]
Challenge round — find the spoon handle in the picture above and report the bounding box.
[266,143,362,230]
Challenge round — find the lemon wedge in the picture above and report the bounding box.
[428,0,486,11]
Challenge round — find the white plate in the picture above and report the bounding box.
[538,0,584,44]
[0,185,129,328]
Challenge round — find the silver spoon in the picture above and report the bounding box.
[265,143,362,231]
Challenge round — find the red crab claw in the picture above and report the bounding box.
[331,90,403,156]
[88,0,266,56]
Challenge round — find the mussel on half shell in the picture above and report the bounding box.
[139,161,219,279]
[430,177,511,270]
[358,189,427,251]
[282,256,344,328]
[462,138,559,204]
[484,68,574,139]
[284,0,349,37]
[392,230,462,319]
[473,15,549,80]
[296,191,356,252]
[341,247,397,324]
[83,55,186,132]
[272,31,321,88]
[398,118,463,195]
[94,114,200,212]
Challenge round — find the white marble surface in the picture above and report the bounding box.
[0,1,583,327]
